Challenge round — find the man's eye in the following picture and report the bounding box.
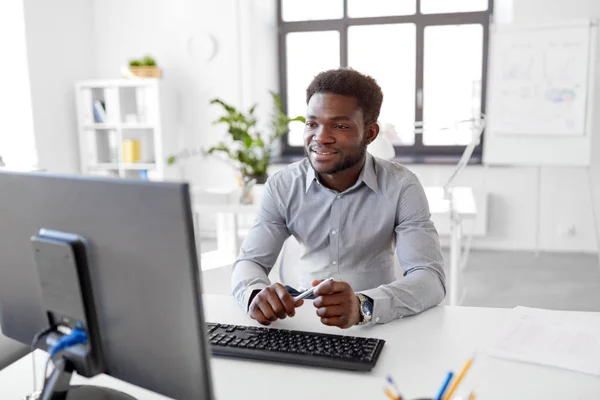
[334,125,349,130]
[306,122,317,128]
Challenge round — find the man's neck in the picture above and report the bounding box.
[318,157,366,193]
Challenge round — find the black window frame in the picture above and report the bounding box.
[277,0,493,162]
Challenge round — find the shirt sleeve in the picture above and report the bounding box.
[360,173,446,324]
[231,179,291,310]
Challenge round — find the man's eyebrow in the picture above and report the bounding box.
[306,115,352,121]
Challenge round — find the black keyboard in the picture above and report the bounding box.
[206,322,385,371]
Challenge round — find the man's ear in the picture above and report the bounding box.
[365,122,380,145]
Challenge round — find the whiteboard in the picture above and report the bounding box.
[485,20,598,166]
[491,23,592,136]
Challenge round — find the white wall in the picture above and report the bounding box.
[17,0,600,253]
[0,0,37,169]
[90,0,277,189]
[22,0,95,174]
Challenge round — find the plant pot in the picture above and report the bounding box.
[129,66,162,78]
[245,174,268,184]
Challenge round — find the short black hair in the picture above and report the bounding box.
[306,68,384,125]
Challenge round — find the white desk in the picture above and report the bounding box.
[193,186,477,305]
[2,296,599,399]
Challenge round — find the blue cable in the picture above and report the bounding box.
[49,326,88,357]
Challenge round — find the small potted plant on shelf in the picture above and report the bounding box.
[128,55,162,78]
[168,92,305,199]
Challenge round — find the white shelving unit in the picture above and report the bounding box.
[75,79,178,181]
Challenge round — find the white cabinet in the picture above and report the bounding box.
[75,79,178,180]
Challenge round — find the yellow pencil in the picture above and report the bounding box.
[443,358,473,400]
[384,387,400,400]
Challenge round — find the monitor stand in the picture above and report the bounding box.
[41,356,135,400]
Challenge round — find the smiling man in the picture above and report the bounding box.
[231,68,445,328]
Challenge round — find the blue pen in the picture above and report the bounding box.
[436,371,454,400]
[386,375,401,399]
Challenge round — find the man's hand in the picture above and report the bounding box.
[249,283,304,326]
[312,279,361,329]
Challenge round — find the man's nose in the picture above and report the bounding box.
[312,127,335,144]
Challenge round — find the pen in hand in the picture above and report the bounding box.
[293,278,334,303]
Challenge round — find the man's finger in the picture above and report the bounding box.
[257,298,279,322]
[265,290,288,319]
[249,305,271,326]
[320,316,349,328]
[316,305,345,318]
[294,299,304,308]
[274,284,296,316]
[313,280,349,296]
[313,293,346,308]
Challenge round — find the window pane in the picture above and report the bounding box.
[421,0,488,14]
[348,24,416,145]
[286,31,340,146]
[423,24,483,145]
[348,0,416,18]
[282,0,343,22]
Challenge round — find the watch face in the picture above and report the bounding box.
[361,298,373,317]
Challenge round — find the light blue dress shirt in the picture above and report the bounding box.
[231,154,446,324]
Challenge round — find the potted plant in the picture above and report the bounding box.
[168,92,305,185]
[128,55,162,78]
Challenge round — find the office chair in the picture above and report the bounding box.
[273,237,403,290]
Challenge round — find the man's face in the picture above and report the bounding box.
[303,93,371,175]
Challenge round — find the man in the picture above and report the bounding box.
[231,68,445,328]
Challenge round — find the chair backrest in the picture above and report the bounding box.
[271,236,304,286]
[441,115,486,198]
[272,236,403,288]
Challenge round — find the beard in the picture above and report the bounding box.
[305,137,368,175]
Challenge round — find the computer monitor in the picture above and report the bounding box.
[0,171,213,399]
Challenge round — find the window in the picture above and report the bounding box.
[278,0,492,160]
[0,1,38,169]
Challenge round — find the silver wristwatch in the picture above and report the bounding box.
[356,293,373,325]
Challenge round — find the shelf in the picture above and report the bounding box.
[121,163,156,170]
[89,163,119,170]
[77,79,159,89]
[121,123,155,130]
[84,123,154,130]
[84,123,118,130]
[88,163,156,171]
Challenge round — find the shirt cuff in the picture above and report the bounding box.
[241,284,268,312]
[358,287,394,324]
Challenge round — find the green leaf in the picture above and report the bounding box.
[210,98,237,114]
[206,143,233,158]
[290,115,306,123]
[167,156,177,164]
[243,135,253,148]
[271,91,283,111]
[229,127,251,142]
[212,116,232,126]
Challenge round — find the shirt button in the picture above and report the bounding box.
[332,261,337,265]
[336,195,341,200]
[331,230,337,235]
[375,317,380,323]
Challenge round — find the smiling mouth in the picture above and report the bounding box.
[311,149,338,155]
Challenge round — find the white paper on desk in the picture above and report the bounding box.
[484,306,600,376]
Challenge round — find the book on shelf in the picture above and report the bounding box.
[93,100,107,123]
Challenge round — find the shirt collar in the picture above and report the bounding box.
[305,153,379,193]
